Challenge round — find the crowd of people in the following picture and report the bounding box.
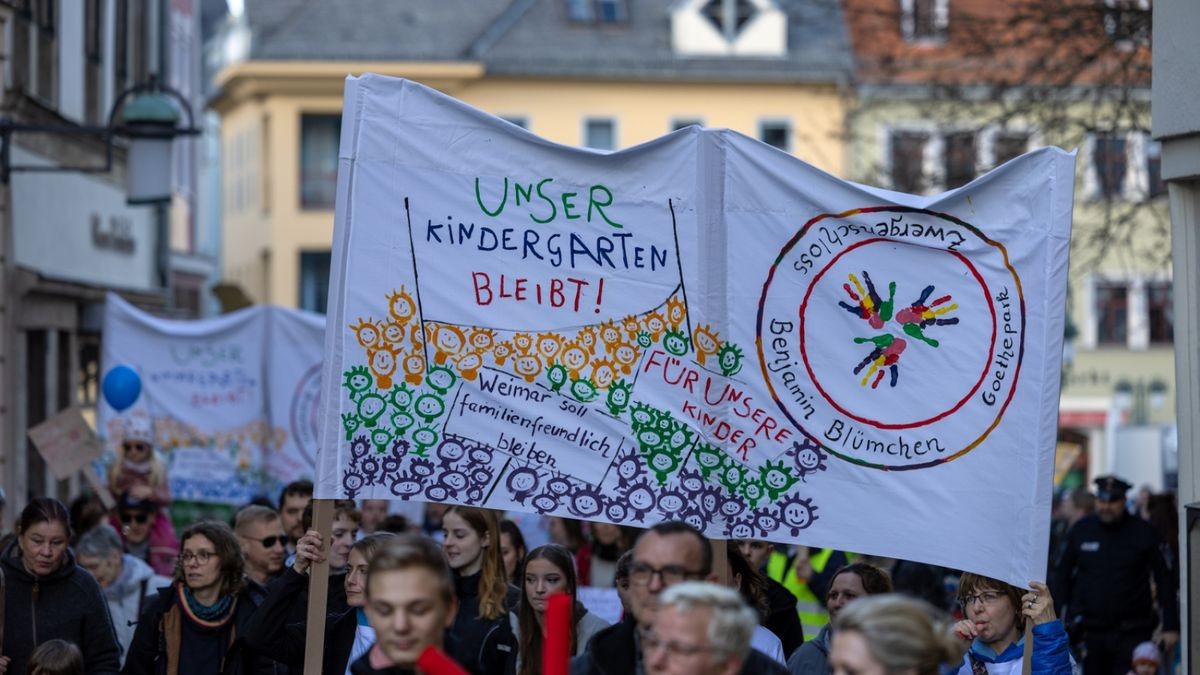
[0,452,1182,675]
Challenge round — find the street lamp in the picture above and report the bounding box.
[1113,377,1170,425]
[0,76,199,204]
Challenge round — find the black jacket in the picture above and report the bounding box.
[243,567,358,673]
[1052,512,1179,632]
[448,572,519,675]
[762,576,805,659]
[569,616,789,675]
[0,539,121,675]
[121,583,273,675]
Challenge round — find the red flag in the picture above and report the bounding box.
[543,592,572,675]
[416,646,468,675]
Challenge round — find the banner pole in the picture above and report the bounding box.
[1021,620,1032,675]
[303,499,334,675]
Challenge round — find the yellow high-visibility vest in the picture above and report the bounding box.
[766,548,836,642]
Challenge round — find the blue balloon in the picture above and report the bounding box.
[102,365,142,412]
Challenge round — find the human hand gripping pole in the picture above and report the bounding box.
[302,500,334,675]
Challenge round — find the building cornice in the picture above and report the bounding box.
[209,60,486,111]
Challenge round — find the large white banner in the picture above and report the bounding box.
[100,295,324,504]
[316,75,1074,585]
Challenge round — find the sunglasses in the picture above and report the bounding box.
[122,442,151,453]
[119,512,150,525]
[248,535,289,549]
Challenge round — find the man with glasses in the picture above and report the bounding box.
[644,582,758,675]
[571,521,787,675]
[235,505,289,599]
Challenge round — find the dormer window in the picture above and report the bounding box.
[701,0,758,41]
[671,0,786,56]
[901,0,948,43]
[566,0,628,24]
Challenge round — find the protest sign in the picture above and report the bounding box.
[28,406,105,479]
[315,75,1074,585]
[28,406,114,507]
[99,295,324,504]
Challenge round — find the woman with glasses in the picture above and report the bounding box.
[1,498,121,675]
[949,575,1072,674]
[512,544,609,675]
[243,531,398,675]
[788,562,892,675]
[122,520,267,675]
[442,506,520,674]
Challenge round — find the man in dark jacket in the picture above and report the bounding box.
[570,521,787,675]
[1052,475,1179,675]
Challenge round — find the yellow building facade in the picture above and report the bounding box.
[211,0,852,312]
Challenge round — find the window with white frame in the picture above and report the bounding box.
[889,130,930,193]
[299,251,332,314]
[1147,281,1173,345]
[943,131,977,189]
[300,114,341,209]
[566,0,628,24]
[85,0,104,125]
[1084,277,1173,349]
[1084,130,1162,201]
[1146,140,1164,198]
[900,0,948,43]
[991,132,1030,167]
[886,126,1036,194]
[1094,280,1129,346]
[759,120,791,152]
[1104,0,1150,46]
[584,118,616,150]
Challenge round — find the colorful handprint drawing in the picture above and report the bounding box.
[839,271,959,389]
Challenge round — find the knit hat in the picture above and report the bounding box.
[1131,641,1161,666]
[121,413,154,444]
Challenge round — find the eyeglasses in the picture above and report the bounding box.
[641,630,720,659]
[122,442,151,453]
[628,562,705,586]
[962,590,1005,608]
[120,512,150,525]
[180,550,215,565]
[246,535,288,549]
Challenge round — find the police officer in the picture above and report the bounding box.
[1052,475,1179,675]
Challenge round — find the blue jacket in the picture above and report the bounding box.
[951,620,1073,675]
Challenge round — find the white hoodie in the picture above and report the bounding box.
[102,553,172,666]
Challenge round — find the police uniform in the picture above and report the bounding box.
[1051,476,1178,675]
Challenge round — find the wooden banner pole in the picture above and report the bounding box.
[303,499,335,675]
[1021,620,1033,675]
